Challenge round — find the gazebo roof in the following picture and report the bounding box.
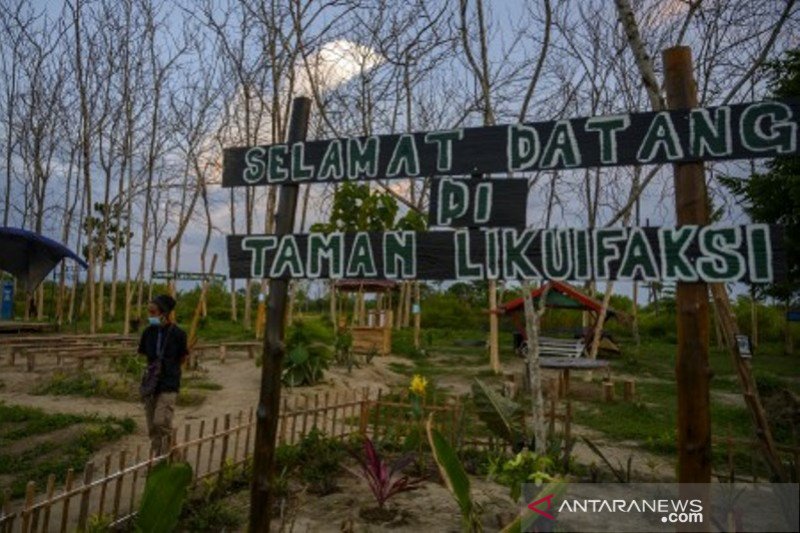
[334,279,399,293]
[500,281,617,317]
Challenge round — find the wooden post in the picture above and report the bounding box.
[413,281,421,349]
[41,474,56,532]
[218,414,231,486]
[250,96,311,533]
[623,380,636,402]
[112,450,126,520]
[60,469,75,532]
[603,381,615,403]
[664,45,712,486]
[21,481,35,533]
[77,461,95,531]
[488,279,500,373]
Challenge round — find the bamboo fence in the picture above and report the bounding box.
[0,388,572,533]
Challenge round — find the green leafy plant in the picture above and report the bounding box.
[488,449,556,501]
[136,461,193,533]
[84,513,113,533]
[334,330,356,371]
[348,437,423,509]
[282,320,332,386]
[296,429,343,494]
[426,415,482,532]
[581,437,633,483]
[182,500,243,531]
[472,378,528,451]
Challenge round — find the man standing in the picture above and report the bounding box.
[138,294,188,456]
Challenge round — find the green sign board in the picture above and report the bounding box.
[151,271,226,282]
[223,100,799,186]
[226,224,783,283]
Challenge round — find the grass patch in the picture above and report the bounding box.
[33,371,134,401]
[177,391,207,407]
[0,402,135,497]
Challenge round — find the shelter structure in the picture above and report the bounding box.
[499,280,627,355]
[0,227,88,290]
[333,279,397,355]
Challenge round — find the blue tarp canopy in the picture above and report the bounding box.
[0,227,88,290]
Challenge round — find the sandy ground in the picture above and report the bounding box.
[1,345,677,531]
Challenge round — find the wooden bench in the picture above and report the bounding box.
[518,336,585,358]
[539,336,585,358]
[222,341,262,360]
[16,345,133,371]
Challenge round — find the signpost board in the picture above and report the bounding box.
[226,91,799,530]
[428,178,527,228]
[223,100,800,187]
[227,224,784,283]
[151,270,226,282]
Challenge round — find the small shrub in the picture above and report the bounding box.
[183,501,243,531]
[177,391,206,406]
[295,429,344,495]
[348,437,422,509]
[488,449,558,501]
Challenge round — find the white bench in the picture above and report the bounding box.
[518,336,585,358]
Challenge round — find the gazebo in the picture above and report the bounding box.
[499,281,627,355]
[333,279,398,355]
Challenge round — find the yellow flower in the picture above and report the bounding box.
[409,374,428,397]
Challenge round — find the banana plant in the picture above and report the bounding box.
[135,461,193,533]
[426,414,483,532]
[472,378,529,451]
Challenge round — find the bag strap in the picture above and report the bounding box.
[156,324,175,361]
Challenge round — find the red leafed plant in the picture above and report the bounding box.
[349,437,424,509]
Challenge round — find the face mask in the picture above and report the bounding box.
[148,316,161,326]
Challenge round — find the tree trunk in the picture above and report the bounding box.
[522,281,548,454]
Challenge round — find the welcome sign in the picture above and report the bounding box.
[226,225,783,282]
[223,100,799,186]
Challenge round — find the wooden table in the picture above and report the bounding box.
[537,356,610,396]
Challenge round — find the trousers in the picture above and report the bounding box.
[144,391,177,456]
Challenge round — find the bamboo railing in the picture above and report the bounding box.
[0,388,572,532]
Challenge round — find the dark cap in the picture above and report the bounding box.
[151,294,176,314]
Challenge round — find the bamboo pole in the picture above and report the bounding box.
[129,446,141,515]
[218,414,231,487]
[112,451,126,520]
[21,481,35,533]
[77,461,95,530]
[41,475,55,532]
[195,420,206,480]
[60,469,74,533]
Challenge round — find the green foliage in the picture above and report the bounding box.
[0,402,135,498]
[136,461,193,533]
[273,430,345,495]
[282,319,333,386]
[719,49,800,302]
[488,449,557,501]
[84,513,113,533]
[334,329,356,371]
[81,201,133,263]
[182,501,243,531]
[421,292,486,331]
[581,437,632,483]
[311,182,399,232]
[471,379,525,449]
[110,353,146,379]
[33,371,134,401]
[426,416,482,532]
